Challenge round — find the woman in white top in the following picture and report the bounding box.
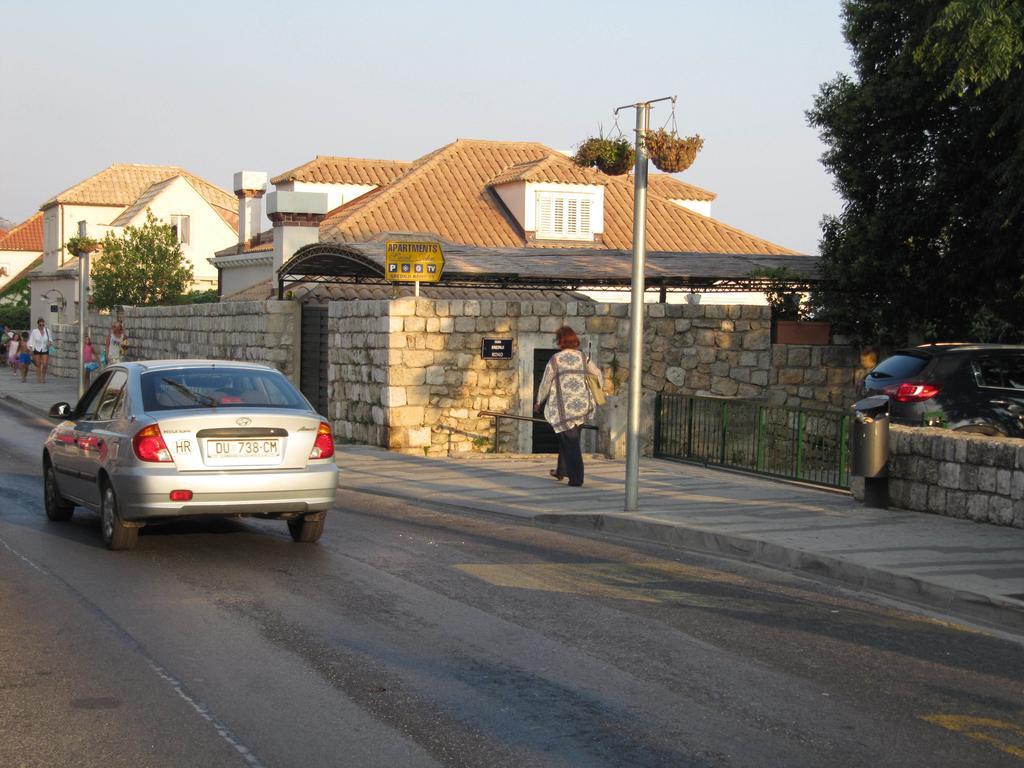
[27,318,52,383]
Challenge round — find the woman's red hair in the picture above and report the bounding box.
[555,326,581,350]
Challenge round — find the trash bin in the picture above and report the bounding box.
[851,395,889,508]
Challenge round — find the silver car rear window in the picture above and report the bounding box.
[141,368,309,411]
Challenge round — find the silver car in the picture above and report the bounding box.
[43,360,339,550]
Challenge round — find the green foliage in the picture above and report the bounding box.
[0,305,30,330]
[90,210,193,310]
[807,0,1024,345]
[749,268,806,320]
[0,277,30,308]
[65,235,100,255]
[915,0,1024,95]
[173,289,219,305]
[573,137,635,175]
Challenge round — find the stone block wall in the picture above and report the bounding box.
[50,302,300,383]
[51,311,118,380]
[328,298,870,457]
[329,300,388,446]
[858,425,1024,529]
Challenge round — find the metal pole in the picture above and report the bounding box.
[76,221,89,398]
[625,102,650,511]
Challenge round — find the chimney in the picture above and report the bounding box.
[233,171,269,247]
[266,191,329,272]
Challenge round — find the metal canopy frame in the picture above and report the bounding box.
[276,240,821,299]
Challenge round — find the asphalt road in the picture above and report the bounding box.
[1,402,1023,767]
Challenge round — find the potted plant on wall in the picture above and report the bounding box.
[751,267,831,344]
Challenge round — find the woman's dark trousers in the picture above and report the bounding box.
[556,426,584,486]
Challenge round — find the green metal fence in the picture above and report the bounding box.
[654,394,850,489]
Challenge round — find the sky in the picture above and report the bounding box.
[0,0,852,255]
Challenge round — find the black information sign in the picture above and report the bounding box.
[481,338,514,359]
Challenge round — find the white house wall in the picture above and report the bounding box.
[494,181,606,236]
[274,181,376,212]
[0,249,41,294]
[669,199,712,217]
[119,176,237,289]
[43,204,122,270]
[30,273,77,327]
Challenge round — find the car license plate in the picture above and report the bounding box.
[207,439,280,460]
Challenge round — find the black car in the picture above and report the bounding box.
[857,344,1024,437]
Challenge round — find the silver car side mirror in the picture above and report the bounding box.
[48,402,72,419]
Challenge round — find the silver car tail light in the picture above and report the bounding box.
[309,422,334,460]
[133,424,173,463]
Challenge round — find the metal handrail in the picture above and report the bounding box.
[653,394,851,489]
[476,410,597,453]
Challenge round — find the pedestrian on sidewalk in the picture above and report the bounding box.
[82,333,98,387]
[28,317,52,383]
[104,320,128,366]
[17,331,31,383]
[534,325,603,487]
[7,330,19,374]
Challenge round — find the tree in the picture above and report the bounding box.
[90,210,194,309]
[807,1,1024,345]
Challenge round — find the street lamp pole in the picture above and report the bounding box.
[76,221,89,398]
[615,95,675,512]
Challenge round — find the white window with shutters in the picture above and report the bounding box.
[535,192,595,240]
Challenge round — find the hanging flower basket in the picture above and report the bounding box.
[573,137,635,176]
[66,235,101,255]
[644,129,704,173]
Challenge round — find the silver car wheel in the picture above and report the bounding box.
[100,483,138,551]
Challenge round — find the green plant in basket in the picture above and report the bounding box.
[573,137,635,176]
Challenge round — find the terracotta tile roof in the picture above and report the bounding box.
[41,164,238,232]
[487,156,603,187]
[641,173,716,202]
[320,139,794,255]
[214,229,275,258]
[109,175,239,232]
[0,212,43,252]
[271,156,413,186]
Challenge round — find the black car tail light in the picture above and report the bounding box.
[885,382,941,403]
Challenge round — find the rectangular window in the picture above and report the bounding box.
[972,356,1024,391]
[535,193,594,241]
[170,214,190,245]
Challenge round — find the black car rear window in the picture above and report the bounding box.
[141,368,309,411]
[971,355,1024,391]
[867,353,930,380]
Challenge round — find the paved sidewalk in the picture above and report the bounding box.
[0,374,81,417]
[5,373,1024,634]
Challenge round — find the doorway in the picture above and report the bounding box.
[532,348,559,453]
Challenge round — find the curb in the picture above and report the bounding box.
[0,392,51,420]
[534,512,1024,635]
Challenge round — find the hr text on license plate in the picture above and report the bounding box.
[210,439,280,458]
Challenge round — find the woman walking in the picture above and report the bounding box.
[27,317,52,383]
[534,325,603,487]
